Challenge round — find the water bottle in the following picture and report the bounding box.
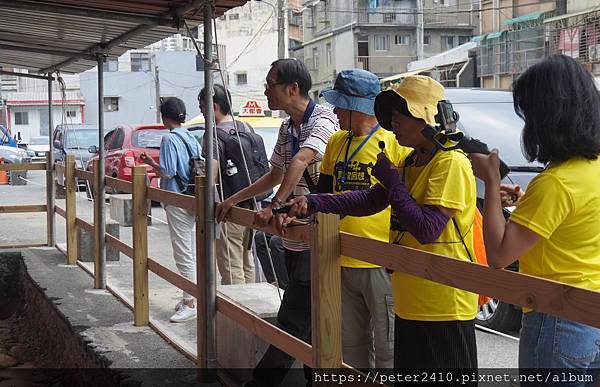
[225,159,238,177]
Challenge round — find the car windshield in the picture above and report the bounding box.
[65,129,98,149]
[452,101,541,168]
[132,129,169,148]
[30,137,48,145]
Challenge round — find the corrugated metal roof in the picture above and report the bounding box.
[0,0,246,74]
[5,91,84,105]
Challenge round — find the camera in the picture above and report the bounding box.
[421,100,510,179]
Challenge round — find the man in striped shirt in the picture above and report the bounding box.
[216,58,338,386]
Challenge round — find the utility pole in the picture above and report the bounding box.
[416,0,424,61]
[154,60,161,122]
[277,0,288,59]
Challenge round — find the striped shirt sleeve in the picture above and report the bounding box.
[269,121,288,170]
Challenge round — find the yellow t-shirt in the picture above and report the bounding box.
[320,128,411,268]
[510,157,600,312]
[390,150,478,321]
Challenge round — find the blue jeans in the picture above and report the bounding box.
[520,311,600,386]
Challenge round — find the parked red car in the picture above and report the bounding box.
[87,124,169,190]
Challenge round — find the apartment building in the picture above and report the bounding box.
[297,0,480,98]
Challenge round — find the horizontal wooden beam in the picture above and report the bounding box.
[216,294,315,368]
[227,206,310,244]
[75,217,94,233]
[0,204,47,213]
[74,169,93,181]
[0,162,46,171]
[341,232,600,330]
[0,243,47,249]
[105,234,134,258]
[105,176,133,194]
[55,205,66,218]
[147,187,195,211]
[147,258,198,298]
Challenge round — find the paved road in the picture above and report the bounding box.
[0,171,520,370]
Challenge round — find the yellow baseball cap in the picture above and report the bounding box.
[374,75,445,129]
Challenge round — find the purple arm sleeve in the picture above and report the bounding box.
[386,184,450,244]
[306,184,389,217]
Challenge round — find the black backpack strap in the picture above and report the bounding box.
[452,217,474,263]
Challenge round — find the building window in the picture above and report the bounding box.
[441,35,455,50]
[424,35,431,45]
[236,72,248,85]
[229,13,239,20]
[395,34,410,45]
[14,112,28,125]
[196,55,204,71]
[103,59,118,72]
[66,110,77,118]
[458,35,470,46]
[326,43,332,66]
[374,34,390,51]
[130,52,151,72]
[104,97,119,112]
[312,47,319,69]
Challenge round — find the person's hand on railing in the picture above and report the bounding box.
[284,196,310,218]
[215,198,235,223]
[254,206,274,227]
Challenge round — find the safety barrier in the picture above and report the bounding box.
[4,153,600,378]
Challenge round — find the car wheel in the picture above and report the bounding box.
[476,298,522,332]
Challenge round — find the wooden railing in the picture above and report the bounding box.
[7,153,600,378]
[0,156,50,249]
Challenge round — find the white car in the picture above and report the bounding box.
[28,136,50,158]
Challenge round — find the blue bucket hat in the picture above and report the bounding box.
[320,69,380,116]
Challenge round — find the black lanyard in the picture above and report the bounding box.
[339,124,380,184]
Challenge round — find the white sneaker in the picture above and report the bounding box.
[170,304,197,323]
[174,300,183,311]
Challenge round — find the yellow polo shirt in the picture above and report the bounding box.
[510,157,600,312]
[320,129,411,268]
[390,150,479,321]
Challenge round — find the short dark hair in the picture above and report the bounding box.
[513,55,600,164]
[198,84,232,115]
[160,97,186,124]
[271,58,312,97]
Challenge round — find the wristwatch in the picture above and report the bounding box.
[271,197,285,208]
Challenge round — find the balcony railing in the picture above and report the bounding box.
[356,55,416,76]
[424,5,476,28]
[356,7,417,26]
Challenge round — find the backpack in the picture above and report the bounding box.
[216,121,272,207]
[172,131,205,195]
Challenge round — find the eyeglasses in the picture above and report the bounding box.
[264,81,286,90]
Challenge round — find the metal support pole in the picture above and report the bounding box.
[94,55,106,289]
[46,74,55,247]
[277,0,287,59]
[198,0,217,381]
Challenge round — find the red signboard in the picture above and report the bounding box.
[240,100,264,116]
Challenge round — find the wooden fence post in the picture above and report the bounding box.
[195,175,208,370]
[46,151,56,246]
[65,154,77,265]
[132,166,149,326]
[310,212,342,368]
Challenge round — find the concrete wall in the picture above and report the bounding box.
[567,0,599,12]
[8,105,82,141]
[81,51,203,130]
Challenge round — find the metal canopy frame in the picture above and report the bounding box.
[0,1,232,379]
